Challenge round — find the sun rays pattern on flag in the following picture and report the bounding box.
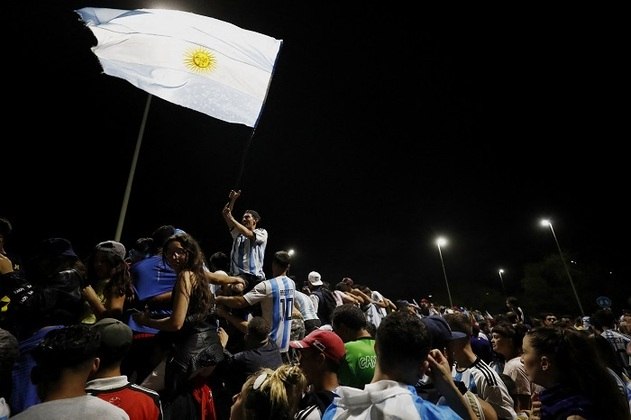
[76,7,282,127]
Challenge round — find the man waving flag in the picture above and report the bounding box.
[76,7,282,127]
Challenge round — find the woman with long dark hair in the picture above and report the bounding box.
[82,240,134,323]
[522,326,629,419]
[133,232,244,418]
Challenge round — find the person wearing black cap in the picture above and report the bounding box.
[444,312,517,420]
[0,237,86,341]
[86,318,163,420]
[0,238,88,416]
[421,315,467,351]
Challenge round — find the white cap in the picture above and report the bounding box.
[308,271,323,286]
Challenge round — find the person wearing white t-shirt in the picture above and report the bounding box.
[12,325,129,420]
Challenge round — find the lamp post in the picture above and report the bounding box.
[540,219,584,316]
[435,237,453,308]
[498,269,505,295]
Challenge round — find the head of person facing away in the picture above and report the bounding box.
[31,324,101,401]
[245,316,272,349]
[230,364,307,420]
[271,250,291,277]
[150,224,178,255]
[208,250,230,273]
[589,308,617,332]
[90,317,133,372]
[331,303,370,342]
[505,296,519,310]
[126,236,152,265]
[374,310,431,385]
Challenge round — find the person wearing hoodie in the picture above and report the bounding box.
[323,311,475,420]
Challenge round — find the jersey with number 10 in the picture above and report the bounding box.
[243,275,295,352]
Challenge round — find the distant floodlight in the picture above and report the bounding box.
[539,218,584,316]
[435,236,453,308]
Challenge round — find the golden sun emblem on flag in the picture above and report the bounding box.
[184,48,216,72]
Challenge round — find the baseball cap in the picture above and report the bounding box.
[290,329,345,363]
[35,237,78,259]
[96,240,127,261]
[308,271,323,286]
[421,315,467,347]
[92,317,133,350]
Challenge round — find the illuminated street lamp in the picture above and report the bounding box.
[288,249,295,257]
[540,219,585,316]
[498,269,505,295]
[435,237,453,308]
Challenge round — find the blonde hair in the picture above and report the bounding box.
[242,364,307,419]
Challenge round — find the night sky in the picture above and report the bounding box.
[5,2,628,313]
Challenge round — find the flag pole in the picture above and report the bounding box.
[234,128,255,190]
[115,93,152,241]
[233,42,283,189]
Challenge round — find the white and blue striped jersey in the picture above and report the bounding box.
[230,227,268,280]
[243,275,295,352]
[451,357,517,420]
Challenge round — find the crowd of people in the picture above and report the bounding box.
[1,195,631,420]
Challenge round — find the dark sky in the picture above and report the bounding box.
[5,2,628,310]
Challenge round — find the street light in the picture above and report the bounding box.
[435,236,453,308]
[540,219,585,316]
[498,269,505,295]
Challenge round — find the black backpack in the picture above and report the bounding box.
[312,288,337,325]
